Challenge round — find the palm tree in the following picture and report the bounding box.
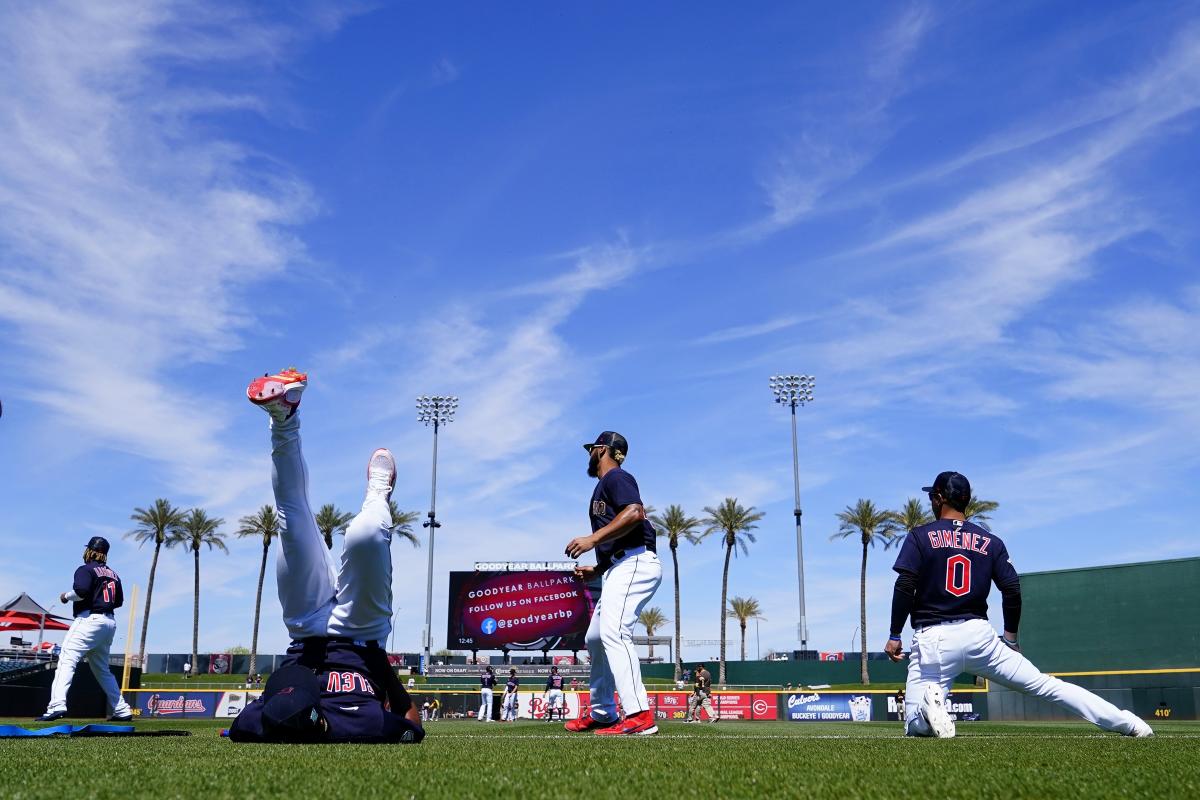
[637,607,668,660]
[388,499,421,548]
[648,504,703,682]
[315,504,354,550]
[125,499,186,669]
[235,506,279,679]
[964,496,999,530]
[727,596,765,661]
[831,499,900,685]
[702,498,764,685]
[894,497,934,533]
[174,509,228,678]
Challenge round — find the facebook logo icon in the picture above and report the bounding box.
[482,617,497,635]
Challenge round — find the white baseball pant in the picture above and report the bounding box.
[904,618,1144,736]
[478,688,493,720]
[545,688,564,709]
[45,612,132,717]
[270,414,394,644]
[502,692,519,721]
[585,550,662,721]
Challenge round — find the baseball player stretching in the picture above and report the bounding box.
[685,663,717,723]
[478,666,496,721]
[887,471,1153,738]
[36,537,133,722]
[501,669,520,722]
[229,368,423,744]
[564,431,662,736]
[544,665,565,721]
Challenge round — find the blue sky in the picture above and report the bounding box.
[1,1,1198,663]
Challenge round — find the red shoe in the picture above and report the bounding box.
[593,710,658,736]
[564,715,617,733]
[247,368,307,422]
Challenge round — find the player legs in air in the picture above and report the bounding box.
[886,472,1152,739]
[229,368,423,744]
[564,432,663,736]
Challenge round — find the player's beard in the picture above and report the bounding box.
[587,450,601,477]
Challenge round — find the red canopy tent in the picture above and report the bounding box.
[0,611,70,631]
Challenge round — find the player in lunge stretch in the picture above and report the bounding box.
[501,669,520,722]
[478,666,496,721]
[35,537,133,722]
[685,663,717,723]
[564,431,662,736]
[886,471,1153,739]
[229,368,423,744]
[544,665,565,721]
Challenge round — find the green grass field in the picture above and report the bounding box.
[2,717,1197,799]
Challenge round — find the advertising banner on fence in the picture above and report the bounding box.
[515,690,586,720]
[648,691,778,721]
[886,693,981,721]
[134,691,262,719]
[445,570,599,651]
[208,654,232,674]
[785,692,874,722]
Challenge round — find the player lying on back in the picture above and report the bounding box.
[228,368,423,744]
[886,471,1153,739]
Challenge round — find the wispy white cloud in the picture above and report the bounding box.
[0,1,346,506]
[692,315,805,346]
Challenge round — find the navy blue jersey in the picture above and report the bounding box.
[546,674,564,691]
[892,519,1019,628]
[506,678,519,693]
[72,560,123,616]
[481,672,496,689]
[230,639,420,744]
[589,467,656,573]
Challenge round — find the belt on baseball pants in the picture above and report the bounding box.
[916,618,970,632]
[77,611,114,619]
[610,546,647,563]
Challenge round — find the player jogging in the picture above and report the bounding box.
[478,666,496,721]
[886,471,1153,738]
[564,431,662,736]
[501,669,520,722]
[544,665,565,721]
[685,663,717,723]
[35,537,133,722]
[228,368,423,744]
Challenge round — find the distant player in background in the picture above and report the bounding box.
[478,666,496,721]
[685,663,716,723]
[428,697,440,721]
[228,368,423,744]
[501,669,520,722]
[36,537,134,722]
[544,665,565,721]
[564,431,663,736]
[887,471,1153,738]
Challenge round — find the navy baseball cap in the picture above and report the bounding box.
[261,666,324,741]
[922,471,971,509]
[583,431,628,457]
[86,536,110,554]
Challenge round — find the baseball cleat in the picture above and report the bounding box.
[1127,715,1154,738]
[247,368,307,422]
[367,448,397,498]
[564,715,617,733]
[921,686,956,738]
[593,710,659,736]
[108,712,134,722]
[35,710,67,722]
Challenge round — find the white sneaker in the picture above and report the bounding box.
[367,448,396,498]
[922,686,956,738]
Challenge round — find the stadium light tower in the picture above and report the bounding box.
[769,374,814,652]
[416,394,458,673]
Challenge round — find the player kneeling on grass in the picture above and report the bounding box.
[228,368,423,744]
[564,431,663,736]
[886,471,1153,739]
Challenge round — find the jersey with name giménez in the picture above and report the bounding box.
[589,467,656,573]
[891,519,1019,629]
[72,560,124,616]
